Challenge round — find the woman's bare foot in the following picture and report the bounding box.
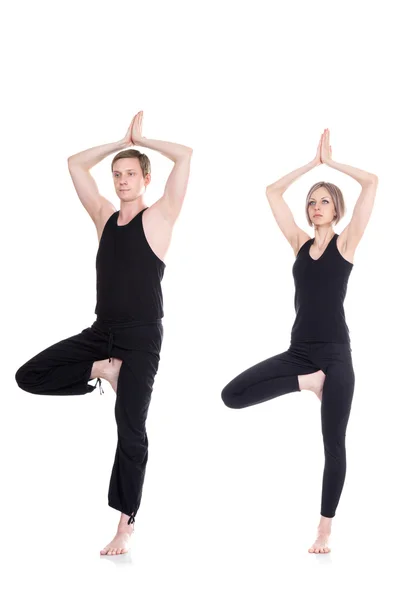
[90,358,122,393]
[308,516,332,553]
[100,513,134,556]
[298,370,326,401]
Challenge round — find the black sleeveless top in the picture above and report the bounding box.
[95,208,165,321]
[290,233,353,343]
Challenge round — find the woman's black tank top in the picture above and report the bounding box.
[95,208,165,321]
[290,233,353,343]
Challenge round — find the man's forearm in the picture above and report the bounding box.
[68,139,129,170]
[136,138,192,162]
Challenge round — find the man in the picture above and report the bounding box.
[15,110,192,555]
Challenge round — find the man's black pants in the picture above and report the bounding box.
[15,317,163,524]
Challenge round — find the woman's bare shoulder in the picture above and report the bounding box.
[292,229,312,257]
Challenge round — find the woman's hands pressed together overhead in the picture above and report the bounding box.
[320,128,333,165]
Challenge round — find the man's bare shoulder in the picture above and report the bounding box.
[143,198,174,231]
[95,204,118,243]
[142,201,174,264]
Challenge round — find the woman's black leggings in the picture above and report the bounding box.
[221,341,355,518]
[15,317,163,525]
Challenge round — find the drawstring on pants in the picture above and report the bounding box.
[94,328,114,396]
[108,329,114,363]
[95,377,104,395]
[127,512,135,525]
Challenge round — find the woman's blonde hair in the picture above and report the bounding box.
[305,181,345,227]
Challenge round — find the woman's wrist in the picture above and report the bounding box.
[310,158,321,169]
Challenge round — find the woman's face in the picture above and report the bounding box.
[308,187,336,225]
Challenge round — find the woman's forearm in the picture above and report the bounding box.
[67,139,129,170]
[266,160,319,193]
[325,159,378,186]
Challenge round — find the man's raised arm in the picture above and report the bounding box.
[67,118,134,223]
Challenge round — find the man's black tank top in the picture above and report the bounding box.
[95,208,165,321]
[290,233,353,343]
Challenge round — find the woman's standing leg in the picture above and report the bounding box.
[320,360,355,518]
[308,344,355,553]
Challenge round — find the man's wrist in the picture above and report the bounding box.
[118,139,132,150]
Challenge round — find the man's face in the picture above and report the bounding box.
[112,158,150,201]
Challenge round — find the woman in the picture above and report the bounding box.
[221,129,378,553]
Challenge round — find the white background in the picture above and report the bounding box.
[1,0,399,598]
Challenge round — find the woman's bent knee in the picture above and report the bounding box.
[221,386,240,409]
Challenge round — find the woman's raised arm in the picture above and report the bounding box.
[265,133,323,253]
[321,129,378,252]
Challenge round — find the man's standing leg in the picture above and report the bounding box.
[100,331,162,556]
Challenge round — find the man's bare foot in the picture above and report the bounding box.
[103,358,122,393]
[308,516,332,553]
[100,513,134,556]
[298,370,326,401]
[91,358,123,393]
